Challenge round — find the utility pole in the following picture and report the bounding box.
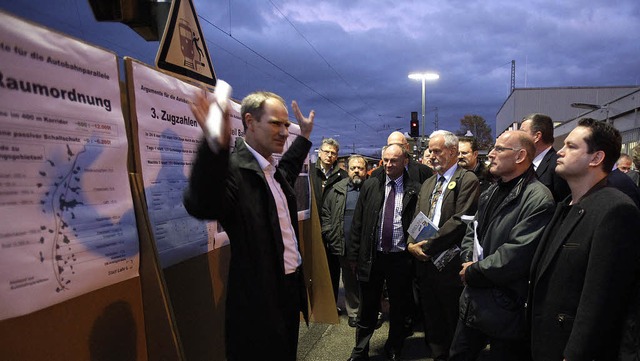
[433,107,439,131]
[511,60,516,93]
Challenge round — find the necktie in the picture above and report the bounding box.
[428,176,445,219]
[381,180,396,252]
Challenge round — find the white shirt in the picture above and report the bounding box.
[533,146,552,171]
[378,174,406,252]
[432,164,458,226]
[245,142,302,274]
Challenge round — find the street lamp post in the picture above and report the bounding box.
[408,72,439,143]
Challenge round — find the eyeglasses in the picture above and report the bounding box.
[489,145,521,153]
[321,149,337,156]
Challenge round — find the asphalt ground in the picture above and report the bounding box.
[297,283,433,361]
[297,314,432,361]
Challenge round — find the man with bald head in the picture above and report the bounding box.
[371,131,433,184]
[450,131,555,360]
[347,144,421,361]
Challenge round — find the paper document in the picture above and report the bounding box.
[409,212,460,271]
[408,211,439,242]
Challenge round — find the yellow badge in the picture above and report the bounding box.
[448,181,456,190]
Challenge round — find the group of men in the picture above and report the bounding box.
[183,87,640,361]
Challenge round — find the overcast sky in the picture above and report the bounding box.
[2,0,639,156]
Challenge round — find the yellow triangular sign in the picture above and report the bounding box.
[156,0,216,86]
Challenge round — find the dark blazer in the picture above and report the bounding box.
[183,137,310,360]
[529,184,640,361]
[310,161,347,214]
[472,160,493,194]
[536,147,570,202]
[371,158,433,184]
[608,168,640,208]
[348,169,420,281]
[409,165,479,258]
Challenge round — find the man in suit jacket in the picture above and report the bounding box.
[347,144,420,361]
[450,131,555,361]
[608,168,640,208]
[617,153,640,187]
[184,91,314,361]
[529,118,640,360]
[407,130,479,361]
[520,113,570,202]
[371,131,433,184]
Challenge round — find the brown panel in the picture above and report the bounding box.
[300,188,339,324]
[0,277,147,361]
[162,246,230,361]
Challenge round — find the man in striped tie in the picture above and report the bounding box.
[407,130,479,361]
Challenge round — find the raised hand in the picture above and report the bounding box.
[291,100,314,139]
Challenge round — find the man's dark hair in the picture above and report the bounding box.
[459,137,478,152]
[522,113,554,144]
[577,118,621,173]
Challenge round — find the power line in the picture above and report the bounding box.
[267,0,374,113]
[197,14,377,131]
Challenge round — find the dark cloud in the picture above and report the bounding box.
[3,0,639,157]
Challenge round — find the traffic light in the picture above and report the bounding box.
[410,111,419,137]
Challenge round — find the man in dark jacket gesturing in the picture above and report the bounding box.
[450,131,555,360]
[347,144,420,361]
[184,90,314,361]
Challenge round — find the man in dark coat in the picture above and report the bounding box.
[311,138,347,214]
[370,131,433,184]
[407,130,479,361]
[311,138,347,308]
[458,137,492,193]
[450,131,555,360]
[321,155,368,326]
[520,113,571,202]
[529,118,640,361]
[183,91,314,361]
[347,144,420,361]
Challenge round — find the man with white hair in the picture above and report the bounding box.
[407,130,479,361]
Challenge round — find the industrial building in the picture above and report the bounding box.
[496,86,640,153]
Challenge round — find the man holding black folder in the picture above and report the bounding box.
[407,130,479,361]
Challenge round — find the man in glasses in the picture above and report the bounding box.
[312,138,348,214]
[450,131,555,360]
[312,138,348,311]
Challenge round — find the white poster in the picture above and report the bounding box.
[0,12,139,320]
[128,60,243,267]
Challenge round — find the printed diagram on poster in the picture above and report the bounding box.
[156,0,216,86]
[127,60,241,266]
[0,11,139,320]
